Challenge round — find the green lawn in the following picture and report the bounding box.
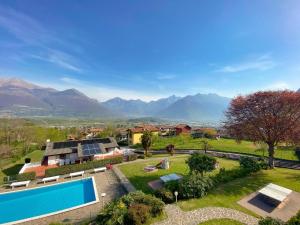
[199,218,244,225]
[149,136,298,161]
[0,150,44,184]
[118,155,239,193]
[118,155,300,217]
[178,167,300,216]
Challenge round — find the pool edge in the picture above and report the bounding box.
[1,176,99,225]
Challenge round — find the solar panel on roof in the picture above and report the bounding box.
[82,143,101,156]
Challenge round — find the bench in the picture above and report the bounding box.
[42,176,60,184]
[10,180,30,189]
[94,167,106,173]
[70,171,84,178]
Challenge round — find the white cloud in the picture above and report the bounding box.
[215,54,276,73]
[51,77,164,102]
[264,81,290,90]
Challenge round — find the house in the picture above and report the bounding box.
[128,125,159,145]
[175,124,192,135]
[191,127,218,139]
[158,125,176,137]
[42,137,121,166]
[115,128,128,144]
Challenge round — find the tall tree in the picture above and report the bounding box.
[224,91,300,168]
[141,131,153,156]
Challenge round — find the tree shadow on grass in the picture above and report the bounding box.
[2,164,23,176]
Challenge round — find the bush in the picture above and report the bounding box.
[127,154,138,162]
[258,217,285,225]
[25,158,31,164]
[145,153,152,158]
[96,191,164,225]
[166,144,175,156]
[164,180,180,193]
[126,203,150,225]
[186,153,216,176]
[239,156,261,172]
[179,173,214,199]
[213,167,250,185]
[137,155,145,159]
[295,147,300,161]
[15,172,36,181]
[155,188,175,203]
[287,210,300,225]
[45,156,123,177]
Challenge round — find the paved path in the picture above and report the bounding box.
[152,204,259,225]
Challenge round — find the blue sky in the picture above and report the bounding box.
[0,0,300,101]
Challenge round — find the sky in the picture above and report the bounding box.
[0,0,300,102]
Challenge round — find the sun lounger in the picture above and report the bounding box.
[42,176,60,184]
[70,171,84,178]
[10,180,30,189]
[94,167,106,173]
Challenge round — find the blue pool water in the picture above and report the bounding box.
[0,178,97,224]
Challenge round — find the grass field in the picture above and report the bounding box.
[0,150,43,184]
[149,136,298,161]
[199,218,244,225]
[118,155,300,217]
[118,155,239,193]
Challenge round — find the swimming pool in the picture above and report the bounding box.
[0,177,98,225]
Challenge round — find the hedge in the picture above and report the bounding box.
[14,172,36,181]
[45,156,123,177]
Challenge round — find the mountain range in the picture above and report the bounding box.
[0,78,231,123]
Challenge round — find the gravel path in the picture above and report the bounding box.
[152,204,259,225]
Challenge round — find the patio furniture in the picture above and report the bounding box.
[160,173,182,183]
[94,167,106,173]
[42,175,60,184]
[69,171,84,178]
[258,183,292,207]
[10,180,30,189]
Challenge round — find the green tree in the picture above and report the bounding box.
[201,139,212,154]
[186,152,216,176]
[141,131,152,156]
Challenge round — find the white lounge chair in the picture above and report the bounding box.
[94,167,106,173]
[70,171,84,178]
[10,180,30,189]
[42,175,60,184]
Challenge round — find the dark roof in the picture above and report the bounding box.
[45,138,118,157]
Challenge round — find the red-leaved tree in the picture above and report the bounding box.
[224,91,300,168]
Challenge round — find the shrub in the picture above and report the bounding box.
[124,191,164,217]
[127,154,138,162]
[186,153,216,176]
[96,200,127,225]
[258,217,285,225]
[179,173,214,199]
[155,188,175,203]
[96,191,164,225]
[166,144,175,156]
[25,158,31,164]
[137,154,145,159]
[213,167,250,185]
[145,152,152,158]
[239,156,261,172]
[126,203,150,225]
[45,156,123,177]
[15,172,36,181]
[295,147,300,161]
[164,180,180,193]
[287,210,300,225]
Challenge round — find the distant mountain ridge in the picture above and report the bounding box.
[0,78,231,123]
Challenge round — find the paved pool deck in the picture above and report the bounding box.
[0,170,126,225]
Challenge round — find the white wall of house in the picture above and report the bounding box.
[48,155,60,165]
